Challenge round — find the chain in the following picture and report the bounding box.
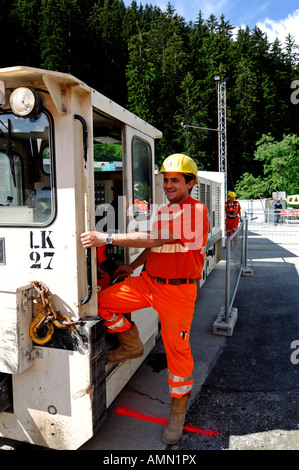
[30,281,82,345]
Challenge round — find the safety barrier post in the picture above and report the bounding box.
[213,216,252,336]
[224,230,231,323]
[241,217,253,276]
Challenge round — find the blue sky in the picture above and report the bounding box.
[123,0,299,44]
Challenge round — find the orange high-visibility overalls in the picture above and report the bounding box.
[98,197,209,398]
[225,200,241,237]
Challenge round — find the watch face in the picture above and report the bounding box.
[106,234,113,244]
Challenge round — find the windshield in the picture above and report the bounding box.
[0,112,55,225]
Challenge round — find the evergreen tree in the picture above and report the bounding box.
[10,0,41,67]
[126,25,157,123]
[174,71,211,170]
[285,33,299,68]
[127,4,190,161]
[88,0,128,103]
[38,0,82,72]
[2,0,299,185]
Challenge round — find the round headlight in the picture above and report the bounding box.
[10,87,43,118]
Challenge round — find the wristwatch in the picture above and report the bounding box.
[105,233,114,245]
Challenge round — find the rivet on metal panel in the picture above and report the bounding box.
[24,346,43,363]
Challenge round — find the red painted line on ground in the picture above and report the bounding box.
[115,407,220,436]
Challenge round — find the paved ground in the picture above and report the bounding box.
[176,229,299,451]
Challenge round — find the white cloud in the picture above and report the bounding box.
[256,9,299,46]
[184,0,231,21]
[160,0,233,23]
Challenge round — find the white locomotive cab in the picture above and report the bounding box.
[0,66,162,449]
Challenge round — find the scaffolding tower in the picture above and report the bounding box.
[181,76,228,195]
[215,76,227,196]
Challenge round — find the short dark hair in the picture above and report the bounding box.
[183,173,196,193]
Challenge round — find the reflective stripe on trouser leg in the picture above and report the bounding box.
[97,291,132,333]
[148,275,197,399]
[104,313,132,333]
[168,371,193,398]
[97,275,152,334]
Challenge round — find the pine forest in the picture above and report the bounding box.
[1,0,299,197]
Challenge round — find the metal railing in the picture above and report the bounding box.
[225,217,248,321]
[214,209,299,336]
[213,217,250,336]
[246,209,299,245]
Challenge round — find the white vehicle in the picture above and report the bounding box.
[287,195,299,207]
[0,66,223,449]
[194,171,224,282]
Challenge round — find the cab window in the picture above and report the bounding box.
[0,112,55,225]
[132,138,152,219]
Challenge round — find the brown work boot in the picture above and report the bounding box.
[106,322,144,364]
[162,393,191,445]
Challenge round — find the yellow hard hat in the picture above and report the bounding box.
[159,154,198,183]
[227,191,237,198]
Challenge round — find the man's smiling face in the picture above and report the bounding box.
[163,172,193,205]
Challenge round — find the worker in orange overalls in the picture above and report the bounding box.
[81,154,209,445]
[225,191,242,237]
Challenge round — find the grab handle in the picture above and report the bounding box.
[75,114,92,305]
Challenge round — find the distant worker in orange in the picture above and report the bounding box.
[225,191,242,237]
[81,154,209,445]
